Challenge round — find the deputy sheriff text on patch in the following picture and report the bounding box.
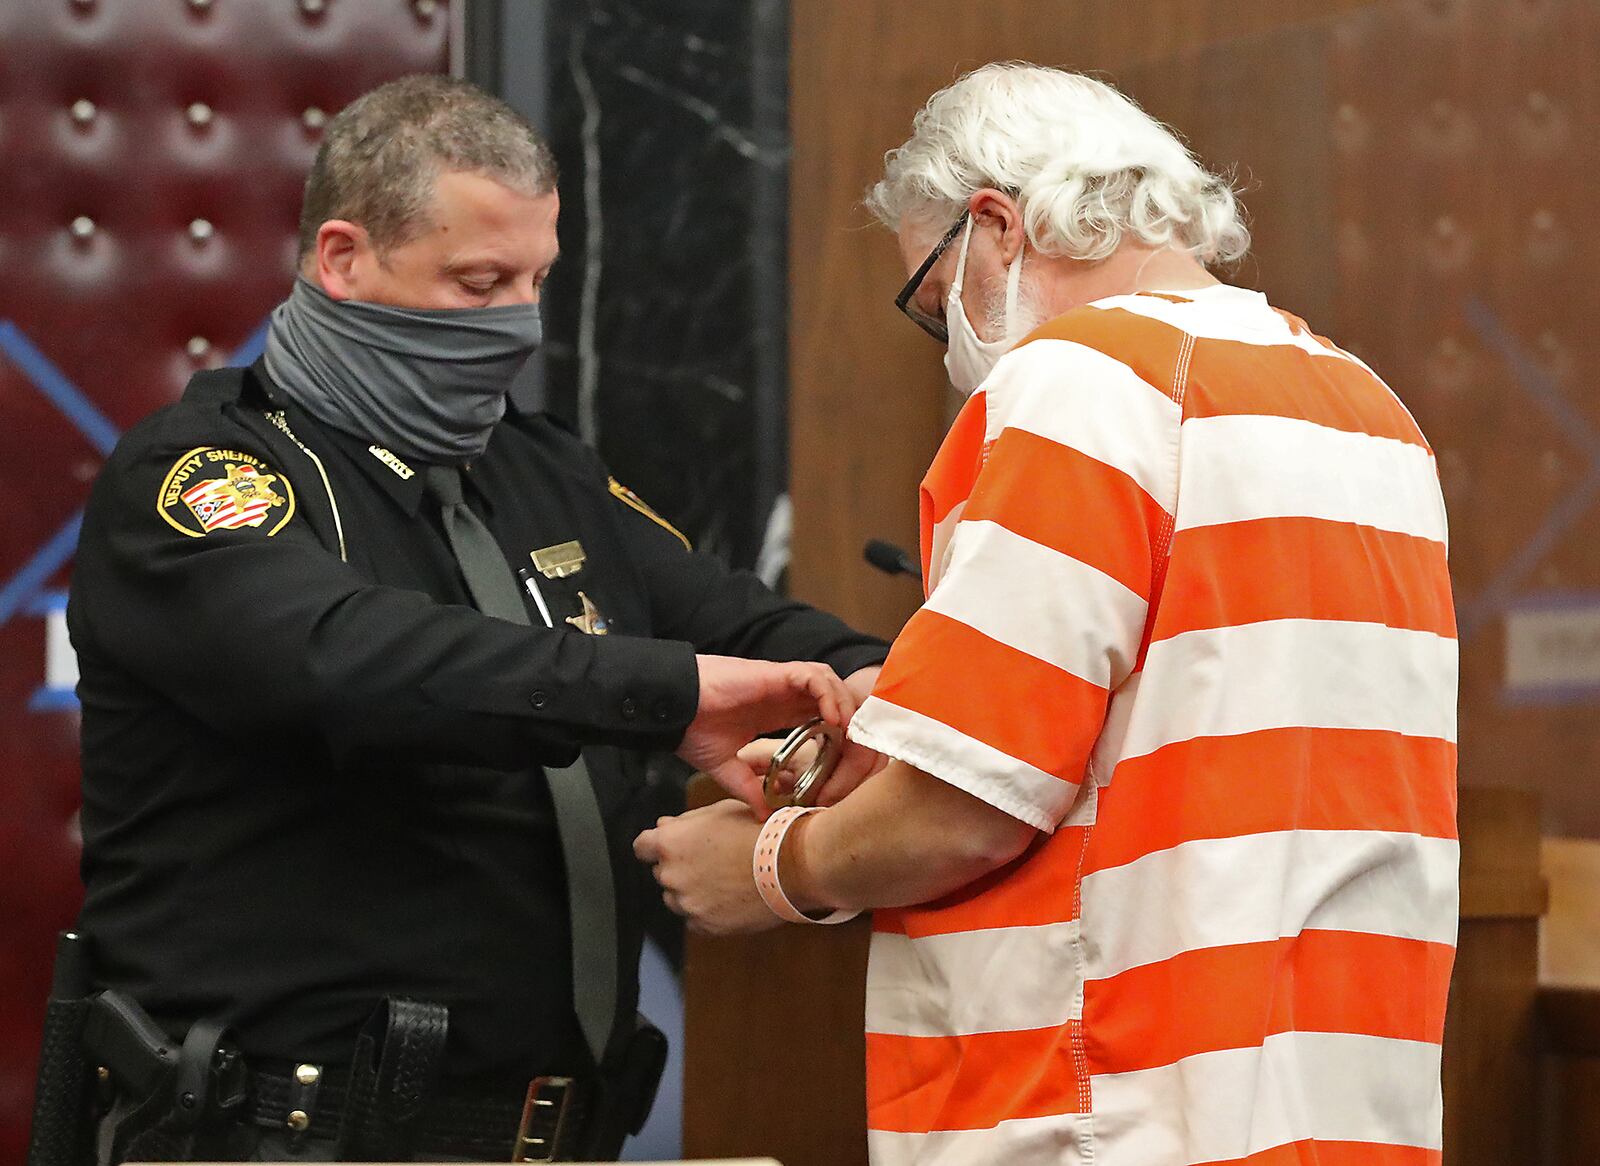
[158,447,296,537]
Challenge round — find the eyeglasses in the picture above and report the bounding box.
[893,210,969,343]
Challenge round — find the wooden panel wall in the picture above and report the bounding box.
[790,0,1600,838]
[760,1,1600,1163]
[788,0,1373,640]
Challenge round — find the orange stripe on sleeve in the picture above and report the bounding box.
[1186,337,1428,447]
[1155,517,1455,642]
[1021,306,1185,400]
[963,427,1166,600]
[1082,930,1455,1076]
[867,1023,1085,1133]
[1193,1139,1441,1166]
[922,391,989,530]
[873,822,1088,938]
[873,608,1110,782]
[1083,727,1458,875]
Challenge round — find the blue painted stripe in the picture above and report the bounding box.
[228,318,271,367]
[24,588,69,617]
[1501,588,1600,614]
[1464,298,1600,460]
[1456,300,1600,640]
[1503,683,1600,708]
[0,320,121,456]
[1458,466,1600,640]
[28,686,80,713]
[0,512,84,626]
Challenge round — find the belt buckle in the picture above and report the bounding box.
[512,1076,574,1162]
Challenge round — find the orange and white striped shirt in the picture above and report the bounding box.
[847,285,1457,1166]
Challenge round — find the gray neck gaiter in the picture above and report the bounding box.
[262,277,542,465]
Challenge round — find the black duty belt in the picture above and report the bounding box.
[249,1067,592,1161]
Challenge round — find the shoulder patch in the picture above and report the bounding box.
[158,447,296,538]
[608,477,691,550]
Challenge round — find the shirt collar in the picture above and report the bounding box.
[252,358,432,515]
[319,422,432,515]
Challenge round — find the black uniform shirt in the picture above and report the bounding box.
[69,363,887,1078]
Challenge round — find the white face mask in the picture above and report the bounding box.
[944,217,1025,397]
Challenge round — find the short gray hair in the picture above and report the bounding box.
[297,74,558,258]
[866,63,1248,266]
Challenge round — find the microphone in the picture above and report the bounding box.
[863,539,919,579]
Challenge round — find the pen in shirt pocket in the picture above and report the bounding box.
[516,567,556,629]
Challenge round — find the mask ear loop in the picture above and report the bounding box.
[1002,232,1025,337]
[998,233,1024,316]
[949,216,975,299]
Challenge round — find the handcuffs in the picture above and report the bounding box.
[762,717,844,808]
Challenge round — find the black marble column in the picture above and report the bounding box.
[538,0,790,572]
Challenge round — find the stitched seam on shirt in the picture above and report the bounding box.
[845,719,1063,833]
[1071,784,1099,1154]
[1149,331,1192,592]
[264,409,348,563]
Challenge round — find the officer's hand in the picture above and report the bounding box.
[634,801,780,936]
[680,656,858,816]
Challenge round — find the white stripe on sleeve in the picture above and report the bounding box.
[1080,830,1460,982]
[1090,1031,1443,1165]
[925,519,1147,691]
[983,339,1180,506]
[866,920,1082,1038]
[1106,618,1458,765]
[848,697,1074,831]
[869,1112,1090,1166]
[1175,414,1447,543]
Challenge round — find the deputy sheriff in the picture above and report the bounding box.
[62,75,886,1163]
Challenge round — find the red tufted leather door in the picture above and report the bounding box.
[0,2,448,1158]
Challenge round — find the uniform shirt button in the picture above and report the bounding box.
[620,697,639,720]
[651,700,673,724]
[530,690,550,710]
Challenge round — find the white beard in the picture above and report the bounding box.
[981,269,1049,347]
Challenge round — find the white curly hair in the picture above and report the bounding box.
[866,63,1249,266]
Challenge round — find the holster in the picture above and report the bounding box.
[576,1012,669,1161]
[26,930,249,1166]
[338,996,450,1161]
[83,993,248,1164]
[25,932,95,1166]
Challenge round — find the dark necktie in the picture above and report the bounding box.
[424,465,618,1067]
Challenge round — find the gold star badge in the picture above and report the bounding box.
[564,591,610,636]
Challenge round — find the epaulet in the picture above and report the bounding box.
[181,366,250,406]
[539,410,580,436]
[608,477,692,550]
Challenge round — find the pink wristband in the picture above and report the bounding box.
[752,806,860,925]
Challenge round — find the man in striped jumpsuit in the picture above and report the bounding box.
[637,63,1457,1166]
